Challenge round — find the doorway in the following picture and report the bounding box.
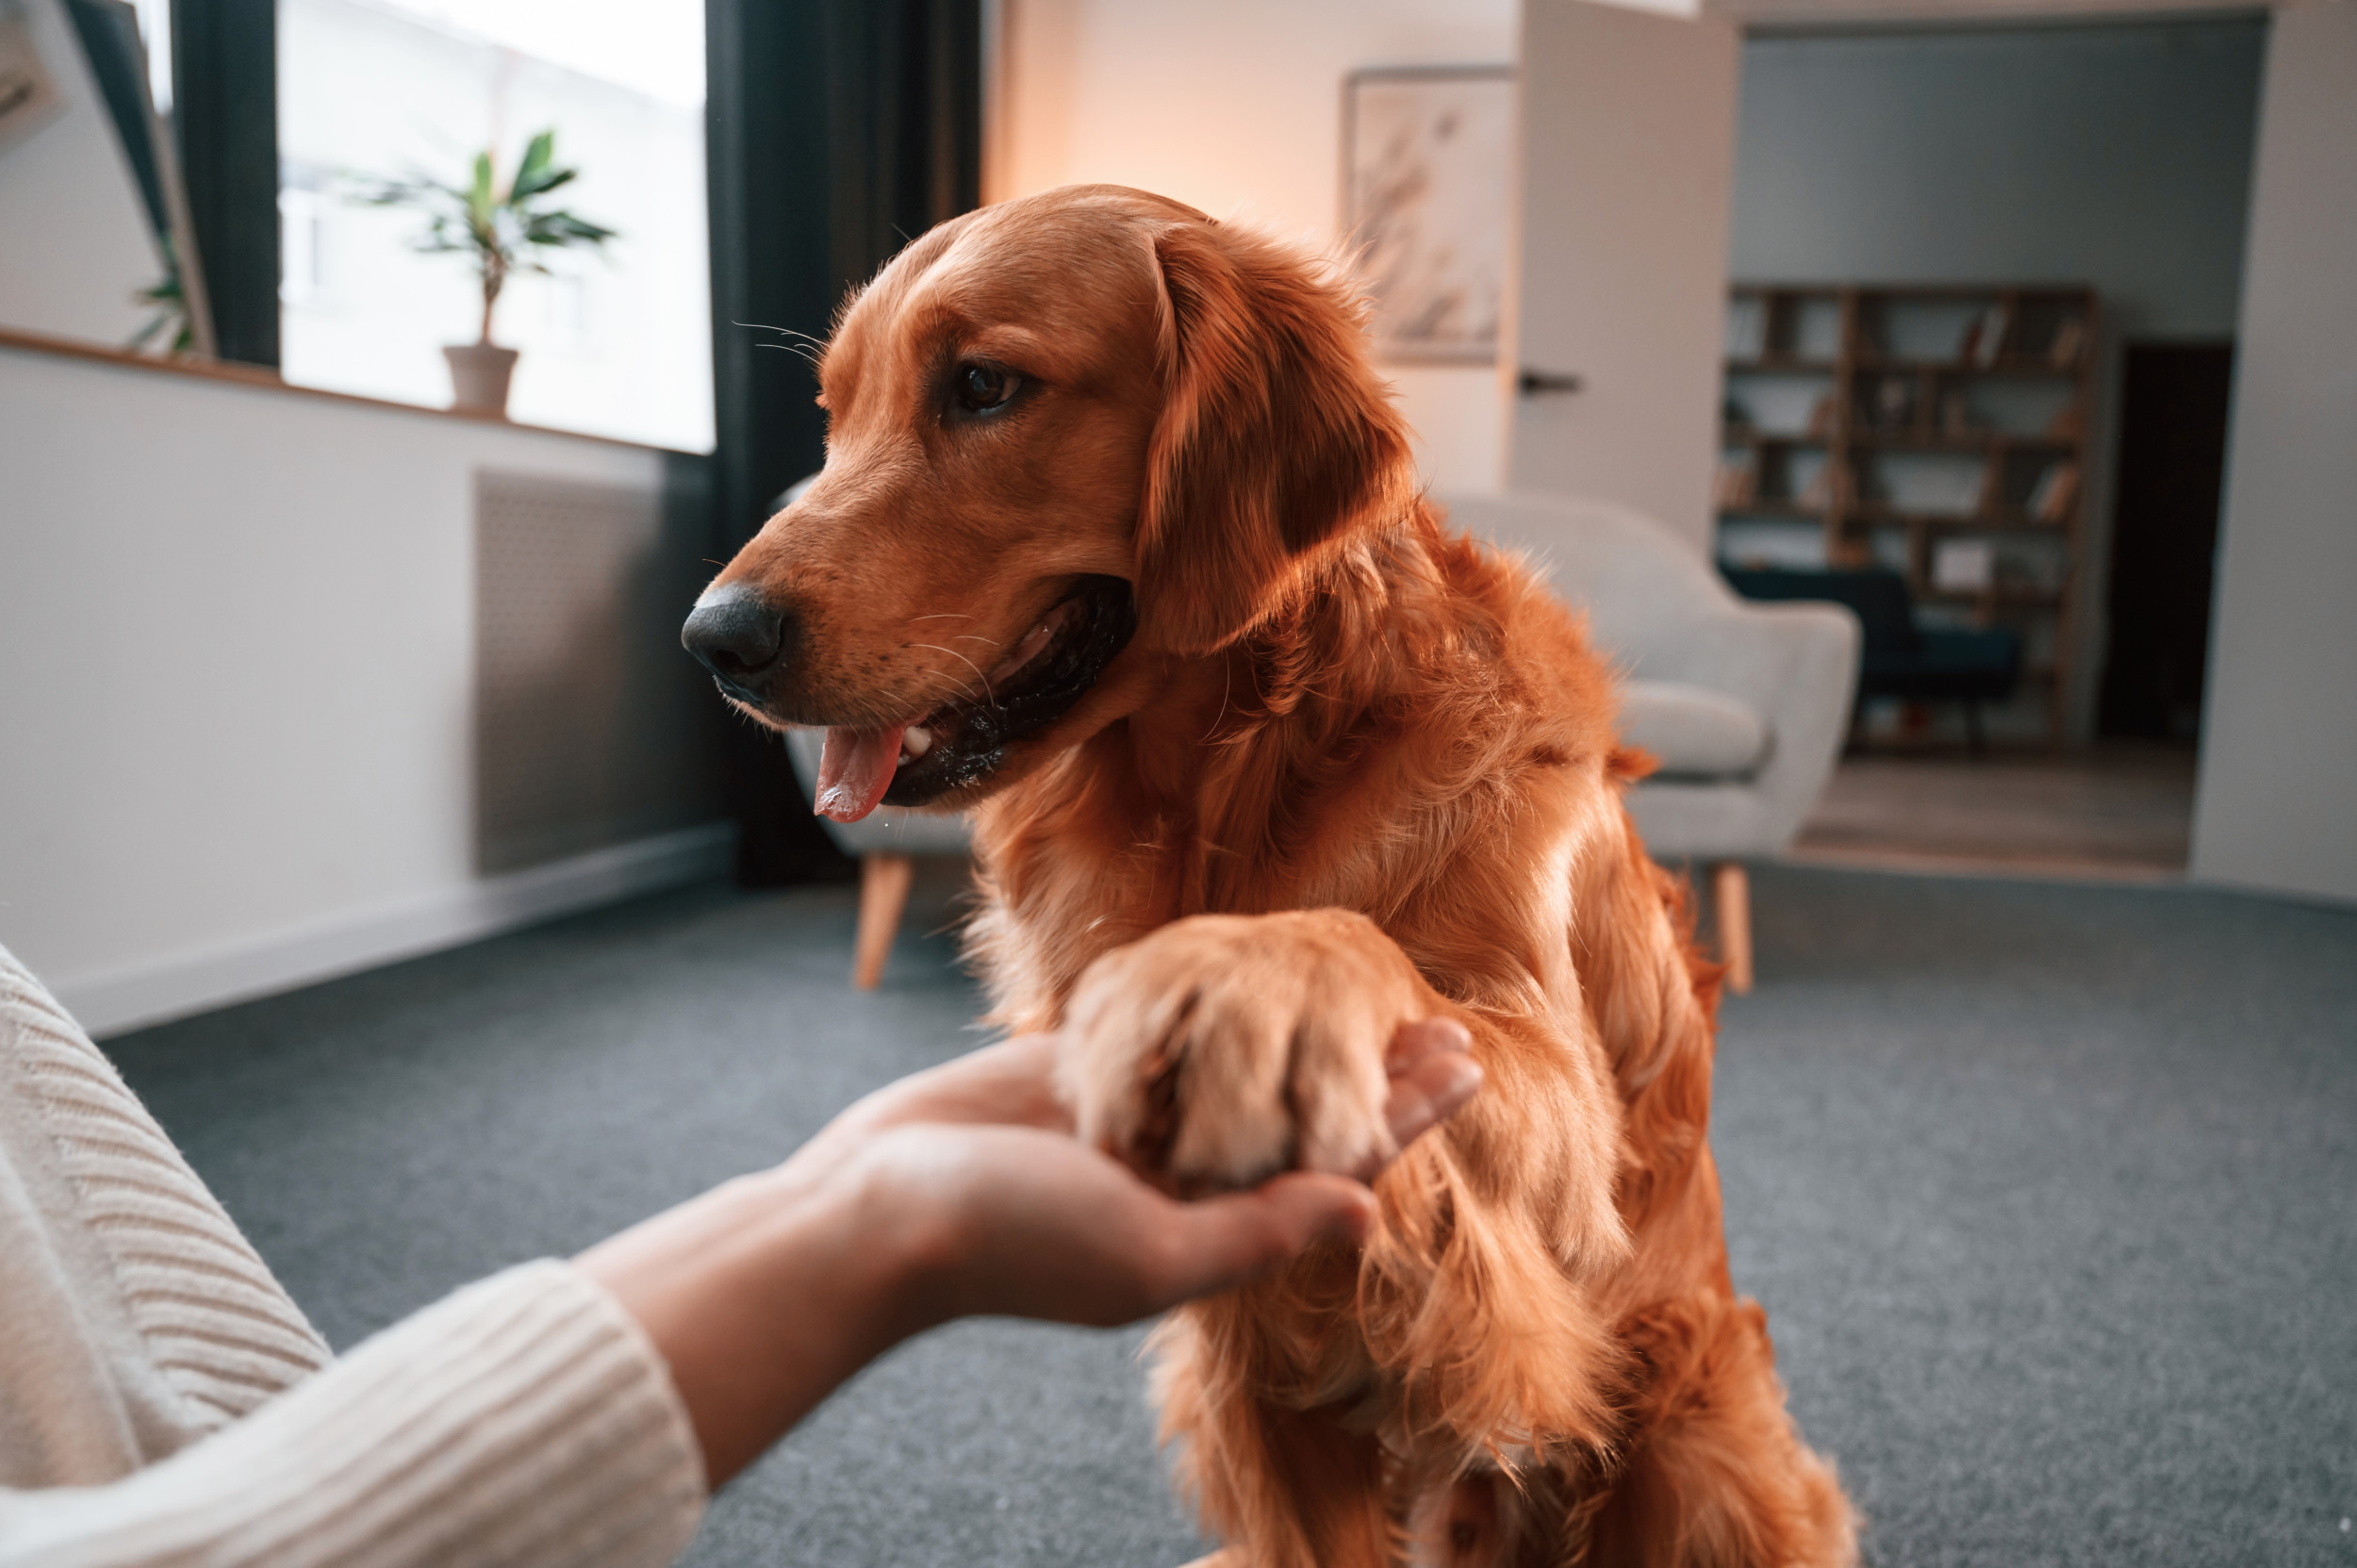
[2099,342,2235,742]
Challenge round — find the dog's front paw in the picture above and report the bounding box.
[1057,909,1429,1194]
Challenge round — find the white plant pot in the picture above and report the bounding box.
[443,343,519,417]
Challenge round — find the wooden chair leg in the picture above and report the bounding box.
[1713,861,1754,996]
[852,852,914,990]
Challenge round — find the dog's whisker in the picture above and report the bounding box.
[930,680,983,710]
[733,322,825,366]
[729,320,826,345]
[903,657,983,704]
[912,643,999,709]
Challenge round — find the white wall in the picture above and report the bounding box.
[1730,19,2266,339]
[0,0,167,349]
[2189,0,2357,907]
[993,0,1519,496]
[0,344,728,1033]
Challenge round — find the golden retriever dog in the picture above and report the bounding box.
[681,184,1854,1567]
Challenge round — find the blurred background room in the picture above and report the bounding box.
[1,0,2351,1561]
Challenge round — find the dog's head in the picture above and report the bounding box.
[682,185,1416,821]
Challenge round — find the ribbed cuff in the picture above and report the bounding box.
[0,1261,707,1568]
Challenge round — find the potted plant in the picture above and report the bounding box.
[358,129,617,417]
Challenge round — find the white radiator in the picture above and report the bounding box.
[474,468,728,874]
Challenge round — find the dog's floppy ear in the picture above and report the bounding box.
[1132,220,1418,653]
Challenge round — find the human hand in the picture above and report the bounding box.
[819,1019,1481,1329]
[578,1017,1478,1487]
[798,1018,1480,1175]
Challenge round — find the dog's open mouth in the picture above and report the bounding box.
[810,576,1135,821]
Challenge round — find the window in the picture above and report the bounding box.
[276,163,334,305]
[275,0,712,451]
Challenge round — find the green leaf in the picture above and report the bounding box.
[507,129,562,200]
[469,152,495,224]
[522,208,618,248]
[515,165,579,203]
[343,126,616,297]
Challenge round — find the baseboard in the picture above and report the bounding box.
[56,823,738,1039]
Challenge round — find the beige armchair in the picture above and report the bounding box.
[1440,492,1860,990]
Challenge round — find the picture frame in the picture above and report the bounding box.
[1340,64,1513,366]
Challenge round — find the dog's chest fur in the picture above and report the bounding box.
[967,780,1204,1035]
[966,544,1624,1039]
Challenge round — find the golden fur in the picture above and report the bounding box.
[703,185,1855,1567]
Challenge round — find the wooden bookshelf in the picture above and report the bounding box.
[1715,283,2100,746]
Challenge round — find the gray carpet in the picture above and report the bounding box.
[105,864,2357,1566]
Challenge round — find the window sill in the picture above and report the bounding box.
[0,325,705,459]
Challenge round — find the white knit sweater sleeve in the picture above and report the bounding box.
[0,945,707,1568]
[0,1263,708,1568]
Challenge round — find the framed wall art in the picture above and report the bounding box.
[1341,64,1513,365]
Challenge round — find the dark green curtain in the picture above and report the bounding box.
[705,0,983,884]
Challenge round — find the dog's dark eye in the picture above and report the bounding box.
[955,362,1021,414]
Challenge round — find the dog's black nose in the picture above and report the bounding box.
[682,584,788,686]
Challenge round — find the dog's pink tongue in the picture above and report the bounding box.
[814,724,908,823]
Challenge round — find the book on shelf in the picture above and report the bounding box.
[1981,304,2011,365]
[1956,303,2010,367]
[2047,316,2087,369]
[1714,451,1758,509]
[1931,537,1995,593]
[1973,458,2003,517]
[2026,460,2081,522]
[1806,391,1840,439]
[1796,458,1839,511]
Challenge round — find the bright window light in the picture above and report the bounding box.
[125,0,171,111]
[276,0,714,452]
[366,0,706,109]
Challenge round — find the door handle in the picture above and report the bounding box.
[1517,369,1585,396]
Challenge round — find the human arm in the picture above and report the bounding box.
[0,939,704,1568]
[0,933,1471,1568]
[573,1020,1481,1487]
